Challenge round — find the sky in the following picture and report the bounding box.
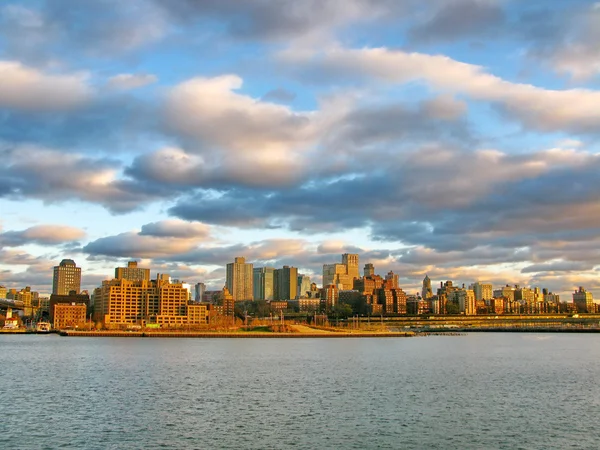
[1,0,600,299]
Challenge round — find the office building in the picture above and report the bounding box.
[274,266,298,300]
[115,261,150,282]
[297,274,312,298]
[470,282,493,301]
[52,259,81,295]
[253,267,275,301]
[573,287,594,313]
[323,253,360,290]
[422,275,433,300]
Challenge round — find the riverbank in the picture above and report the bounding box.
[59,330,417,338]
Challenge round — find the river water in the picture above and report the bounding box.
[1,333,599,449]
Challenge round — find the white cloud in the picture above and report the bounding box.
[0,60,92,111]
[283,46,600,133]
[107,73,158,90]
[0,225,86,247]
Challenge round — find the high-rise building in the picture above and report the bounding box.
[363,263,375,278]
[297,274,312,298]
[253,267,275,301]
[194,283,206,302]
[115,261,150,282]
[342,253,359,280]
[274,266,298,300]
[470,282,493,301]
[422,275,433,300]
[323,254,360,290]
[226,257,253,301]
[52,259,81,295]
[0,285,7,299]
[385,271,399,289]
[573,287,594,313]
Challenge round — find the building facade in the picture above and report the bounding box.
[52,259,81,295]
[274,266,298,300]
[115,261,150,282]
[253,267,275,301]
[226,257,253,301]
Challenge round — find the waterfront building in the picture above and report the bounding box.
[274,266,298,300]
[53,303,87,329]
[253,267,275,301]
[222,286,235,317]
[573,287,594,313]
[321,284,339,311]
[407,295,429,315]
[52,259,81,295]
[226,257,253,301]
[0,285,6,299]
[94,276,207,327]
[448,289,476,315]
[115,261,150,282]
[50,291,90,323]
[297,298,321,312]
[470,282,493,302]
[493,285,515,302]
[422,275,432,300]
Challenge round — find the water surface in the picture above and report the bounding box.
[1,333,599,449]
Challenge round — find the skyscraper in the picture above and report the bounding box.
[115,261,150,282]
[52,259,81,295]
[364,263,375,278]
[297,274,312,298]
[323,253,360,290]
[274,266,298,300]
[422,275,433,299]
[253,267,275,301]
[226,257,253,301]
[342,253,359,280]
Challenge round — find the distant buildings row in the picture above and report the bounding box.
[0,255,598,330]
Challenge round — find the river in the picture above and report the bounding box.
[1,333,599,449]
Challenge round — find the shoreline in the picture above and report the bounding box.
[58,330,417,338]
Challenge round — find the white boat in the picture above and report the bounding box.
[36,322,51,333]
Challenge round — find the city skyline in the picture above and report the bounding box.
[2,1,600,300]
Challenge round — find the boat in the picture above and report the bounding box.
[36,322,52,334]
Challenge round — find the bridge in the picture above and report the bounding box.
[0,298,25,310]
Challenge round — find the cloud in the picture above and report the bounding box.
[0,145,163,213]
[261,87,297,104]
[0,1,167,65]
[0,60,92,111]
[139,220,211,239]
[408,0,505,43]
[163,75,318,185]
[107,73,158,90]
[520,4,600,81]
[84,220,213,258]
[282,46,600,133]
[0,225,86,247]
